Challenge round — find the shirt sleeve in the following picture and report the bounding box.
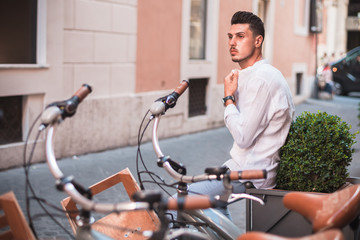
[224,80,272,149]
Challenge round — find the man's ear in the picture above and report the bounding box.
[255,35,263,48]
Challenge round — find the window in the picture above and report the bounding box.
[188,78,208,117]
[296,73,303,95]
[348,0,360,17]
[189,0,207,59]
[0,96,23,145]
[309,0,322,33]
[294,0,311,35]
[0,0,46,66]
[0,0,38,64]
[347,31,360,51]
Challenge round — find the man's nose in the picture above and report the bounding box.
[229,37,235,46]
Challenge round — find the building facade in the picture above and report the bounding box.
[317,0,360,66]
[0,0,330,169]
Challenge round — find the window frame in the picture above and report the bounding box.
[189,0,207,60]
[181,0,219,118]
[0,0,47,69]
[294,0,311,36]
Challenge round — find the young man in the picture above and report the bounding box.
[222,11,294,190]
[188,11,294,219]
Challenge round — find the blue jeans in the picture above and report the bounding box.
[172,180,246,221]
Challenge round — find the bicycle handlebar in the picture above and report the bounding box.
[73,84,93,102]
[150,80,189,115]
[160,160,266,184]
[151,114,266,184]
[173,80,189,96]
[133,191,225,211]
[41,84,92,127]
[62,181,150,213]
[166,195,222,210]
[229,169,267,180]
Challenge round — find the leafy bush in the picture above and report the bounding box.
[277,111,357,193]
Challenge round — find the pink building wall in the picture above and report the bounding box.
[136,0,183,93]
[272,0,316,77]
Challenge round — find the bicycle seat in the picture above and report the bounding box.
[237,229,343,240]
[282,184,360,232]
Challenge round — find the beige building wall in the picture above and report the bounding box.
[0,0,141,169]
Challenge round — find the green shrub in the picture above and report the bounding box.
[277,111,357,193]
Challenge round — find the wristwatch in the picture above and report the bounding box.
[222,95,235,106]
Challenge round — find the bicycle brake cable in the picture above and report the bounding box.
[136,109,151,190]
[23,113,75,240]
[136,110,174,197]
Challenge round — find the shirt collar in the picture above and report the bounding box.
[239,59,267,72]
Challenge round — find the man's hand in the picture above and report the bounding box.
[224,69,239,101]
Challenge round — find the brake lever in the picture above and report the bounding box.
[157,156,187,175]
[153,93,177,112]
[215,193,264,205]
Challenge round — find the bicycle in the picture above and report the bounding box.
[37,83,360,240]
[238,183,360,239]
[40,84,255,240]
[136,80,268,239]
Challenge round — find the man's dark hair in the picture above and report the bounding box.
[231,11,265,40]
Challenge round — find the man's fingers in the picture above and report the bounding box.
[225,71,233,79]
[231,69,239,79]
[232,69,239,81]
[225,69,238,81]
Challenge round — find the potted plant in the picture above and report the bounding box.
[277,111,357,192]
[246,111,358,237]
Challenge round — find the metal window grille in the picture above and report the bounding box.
[296,73,303,95]
[188,78,208,117]
[0,96,23,145]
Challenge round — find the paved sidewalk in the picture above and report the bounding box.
[0,95,359,239]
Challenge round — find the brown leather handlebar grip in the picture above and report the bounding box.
[229,169,267,180]
[173,80,189,96]
[167,195,213,210]
[73,84,92,102]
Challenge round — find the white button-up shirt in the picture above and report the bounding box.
[224,60,295,189]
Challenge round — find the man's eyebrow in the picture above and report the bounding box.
[228,31,246,36]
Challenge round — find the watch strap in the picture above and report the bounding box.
[222,95,235,105]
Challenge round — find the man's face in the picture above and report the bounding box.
[227,23,259,64]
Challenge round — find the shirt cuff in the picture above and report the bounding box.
[224,103,238,117]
